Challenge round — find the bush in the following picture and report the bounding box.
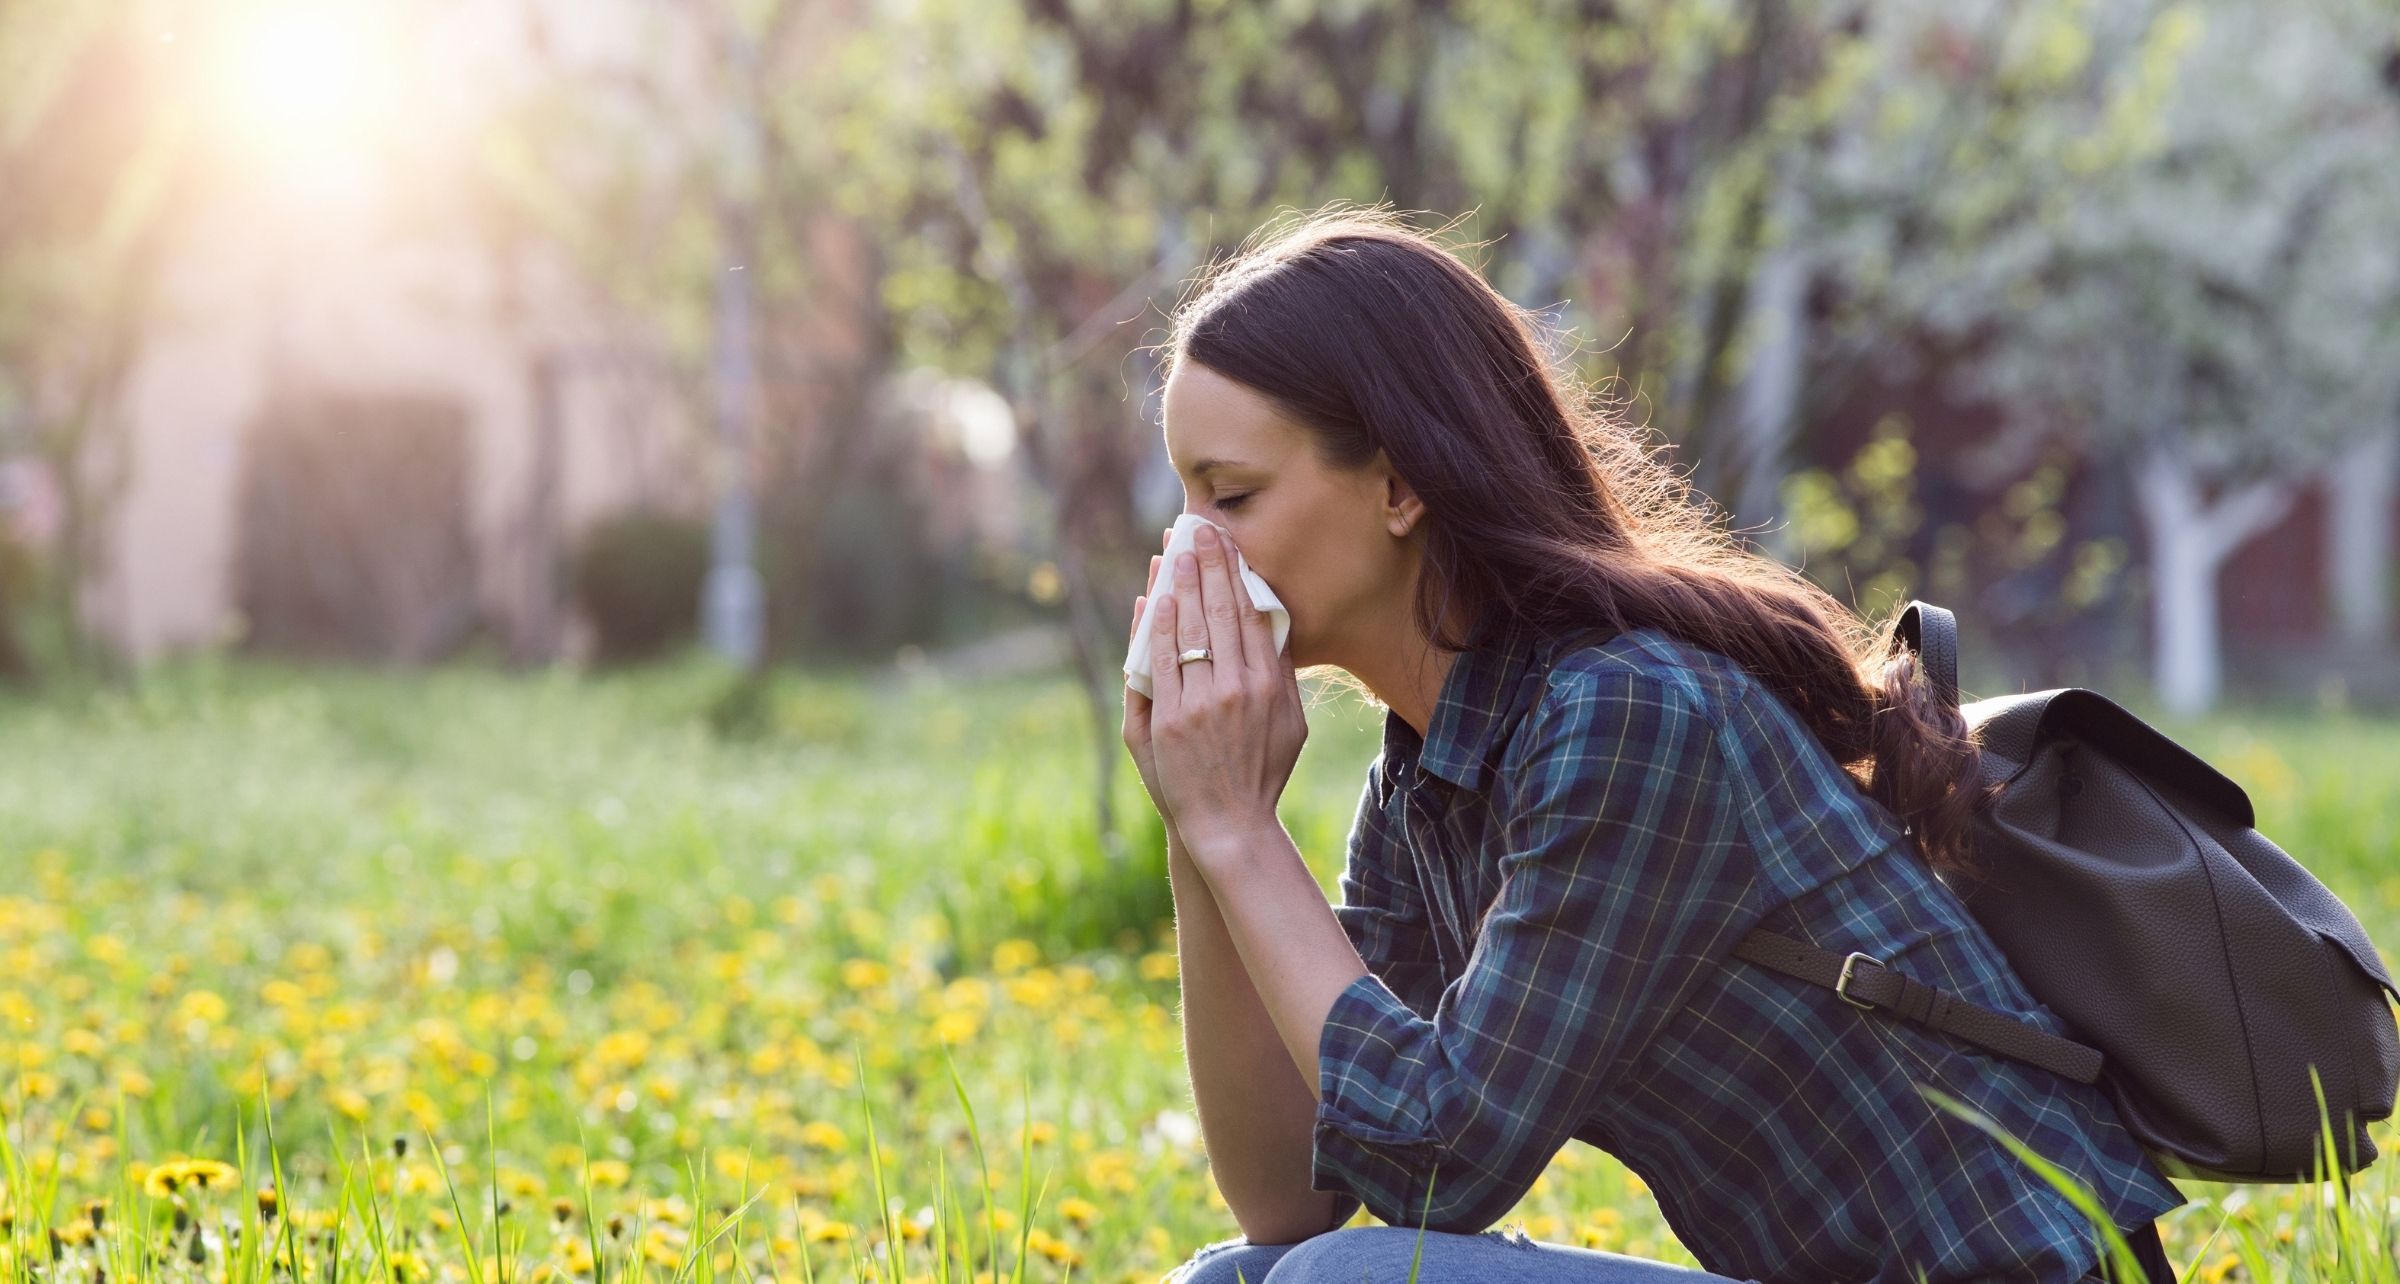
[570,510,710,663]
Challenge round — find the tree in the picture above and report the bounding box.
[1807,0,2400,713]
[474,0,894,667]
[826,0,1881,859]
[0,2,195,669]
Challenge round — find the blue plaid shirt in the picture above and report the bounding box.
[1311,620,2187,1282]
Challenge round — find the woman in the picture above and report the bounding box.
[1121,206,2184,1284]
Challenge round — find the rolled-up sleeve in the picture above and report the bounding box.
[1308,670,1760,1235]
[1315,762,1448,1232]
[1329,761,1447,1020]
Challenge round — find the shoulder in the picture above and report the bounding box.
[1502,628,1730,783]
[1534,627,1731,730]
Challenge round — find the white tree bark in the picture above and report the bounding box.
[2324,427,2398,648]
[1737,182,1804,561]
[2134,444,2300,717]
[1730,225,1809,563]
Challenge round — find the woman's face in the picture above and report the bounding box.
[1159,359,1422,670]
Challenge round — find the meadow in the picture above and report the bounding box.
[1,657,2396,1284]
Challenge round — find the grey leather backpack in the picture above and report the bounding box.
[1723,601,2400,1185]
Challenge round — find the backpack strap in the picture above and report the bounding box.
[1887,600,1960,711]
[1733,927,2106,1085]
[1542,615,2103,1086]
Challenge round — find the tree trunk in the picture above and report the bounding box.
[513,348,565,665]
[2324,427,2397,649]
[2133,444,2299,717]
[1727,179,1809,561]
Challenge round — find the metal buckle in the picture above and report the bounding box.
[1835,951,1884,1010]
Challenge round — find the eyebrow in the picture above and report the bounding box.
[1185,456,1252,477]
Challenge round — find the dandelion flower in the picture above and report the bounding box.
[799,1121,848,1153]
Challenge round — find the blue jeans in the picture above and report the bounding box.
[1161,1226,1751,1283]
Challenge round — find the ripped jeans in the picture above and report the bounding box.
[1160,1224,1751,1284]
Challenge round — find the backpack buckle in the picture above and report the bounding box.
[1836,951,1884,1010]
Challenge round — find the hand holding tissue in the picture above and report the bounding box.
[1123,513,1291,698]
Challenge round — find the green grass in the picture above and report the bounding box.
[0,655,2393,1282]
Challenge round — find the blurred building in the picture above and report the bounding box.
[63,0,942,663]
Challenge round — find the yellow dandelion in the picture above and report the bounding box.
[637,1196,690,1226]
[142,1158,240,1198]
[805,1221,854,1244]
[1026,1227,1081,1267]
[639,1226,686,1267]
[991,939,1041,974]
[592,1030,651,1069]
[1058,1197,1100,1230]
[932,1010,980,1045]
[839,958,890,990]
[1082,1150,1136,1194]
[175,991,229,1025]
[799,1121,849,1153]
[584,1159,630,1188]
[1004,972,1060,1009]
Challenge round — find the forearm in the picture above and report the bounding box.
[1169,826,1346,1243]
[1183,818,1374,1094]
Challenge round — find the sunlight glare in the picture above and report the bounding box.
[215,4,385,158]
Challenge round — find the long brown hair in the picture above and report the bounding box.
[1164,203,1998,887]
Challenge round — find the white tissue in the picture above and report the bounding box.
[1123,513,1291,697]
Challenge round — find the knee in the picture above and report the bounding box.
[1257,1226,1453,1284]
[1161,1234,1293,1284]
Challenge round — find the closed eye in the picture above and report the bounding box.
[1216,493,1252,511]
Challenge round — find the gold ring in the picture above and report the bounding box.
[1175,647,1213,667]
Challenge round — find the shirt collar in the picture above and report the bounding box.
[1382,614,1552,795]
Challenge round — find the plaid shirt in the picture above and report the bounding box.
[1311,619,2187,1283]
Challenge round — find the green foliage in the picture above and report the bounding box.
[569,510,711,664]
[1778,412,1925,617]
[1814,0,2400,471]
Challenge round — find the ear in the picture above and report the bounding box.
[1373,449,1426,537]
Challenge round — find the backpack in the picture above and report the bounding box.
[1554,602,2400,1184]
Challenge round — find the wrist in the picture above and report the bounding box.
[1179,812,1289,874]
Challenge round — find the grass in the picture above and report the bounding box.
[0,655,2394,1282]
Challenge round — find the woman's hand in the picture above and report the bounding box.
[1136,521,1307,860]
[1122,529,1175,820]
